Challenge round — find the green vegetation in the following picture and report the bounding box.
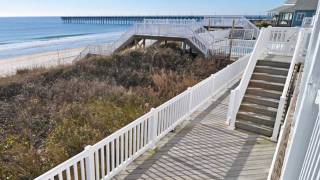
[0,44,230,179]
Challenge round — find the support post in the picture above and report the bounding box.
[188,87,194,118]
[150,108,158,149]
[84,145,95,180]
[228,89,238,129]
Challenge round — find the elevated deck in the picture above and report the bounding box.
[115,87,276,180]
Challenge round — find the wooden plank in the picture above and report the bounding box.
[113,91,276,180]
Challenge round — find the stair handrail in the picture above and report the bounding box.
[227,27,270,128]
[271,28,310,141]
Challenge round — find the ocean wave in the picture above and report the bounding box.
[0,31,124,52]
[31,33,93,40]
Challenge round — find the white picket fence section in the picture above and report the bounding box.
[209,39,256,58]
[35,54,250,180]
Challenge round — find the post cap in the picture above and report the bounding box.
[85,145,92,150]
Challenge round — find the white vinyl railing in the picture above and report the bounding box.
[242,18,260,39]
[227,27,300,130]
[202,16,260,39]
[230,29,257,40]
[266,27,300,56]
[271,28,311,141]
[76,18,259,60]
[210,39,256,58]
[203,16,246,27]
[298,90,320,180]
[227,28,270,128]
[143,19,198,25]
[35,54,250,180]
[302,17,314,28]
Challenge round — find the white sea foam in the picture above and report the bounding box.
[0,31,123,52]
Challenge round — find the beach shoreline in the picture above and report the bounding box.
[0,47,85,77]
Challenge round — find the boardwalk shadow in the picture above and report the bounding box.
[118,84,273,180]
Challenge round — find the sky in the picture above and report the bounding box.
[0,0,284,17]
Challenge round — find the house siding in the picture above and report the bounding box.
[292,10,316,26]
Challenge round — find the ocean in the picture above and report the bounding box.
[0,17,130,59]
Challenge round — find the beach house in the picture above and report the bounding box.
[269,0,318,26]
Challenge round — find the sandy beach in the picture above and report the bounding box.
[0,47,85,77]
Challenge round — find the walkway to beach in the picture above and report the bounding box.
[114,88,276,180]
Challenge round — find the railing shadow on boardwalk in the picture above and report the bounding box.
[116,84,274,180]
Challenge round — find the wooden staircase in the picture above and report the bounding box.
[235,59,291,137]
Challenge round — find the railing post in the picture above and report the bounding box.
[228,89,238,129]
[150,108,158,149]
[210,74,216,96]
[84,145,95,180]
[188,87,193,117]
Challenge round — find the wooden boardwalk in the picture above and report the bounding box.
[114,88,276,180]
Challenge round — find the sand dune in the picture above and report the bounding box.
[0,47,84,77]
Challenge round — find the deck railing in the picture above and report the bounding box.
[266,27,300,56]
[210,39,255,58]
[227,27,300,130]
[87,23,257,59]
[35,54,250,180]
[302,17,314,28]
[271,28,311,141]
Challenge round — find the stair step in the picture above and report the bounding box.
[236,120,273,137]
[257,60,291,69]
[237,111,275,127]
[240,103,278,117]
[249,80,284,91]
[246,88,282,100]
[255,66,289,76]
[252,73,287,84]
[244,95,280,108]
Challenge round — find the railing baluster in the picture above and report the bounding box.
[137,124,140,151]
[66,168,71,180]
[101,146,105,178]
[95,150,100,180]
[116,137,120,168]
[121,134,124,164]
[73,163,79,180]
[80,159,85,180]
[133,126,136,154]
[129,129,132,157]
[106,143,110,175]
[111,140,115,172]
[85,146,95,180]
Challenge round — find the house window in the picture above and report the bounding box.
[296,13,306,21]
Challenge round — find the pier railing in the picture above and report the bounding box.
[35,53,250,180]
